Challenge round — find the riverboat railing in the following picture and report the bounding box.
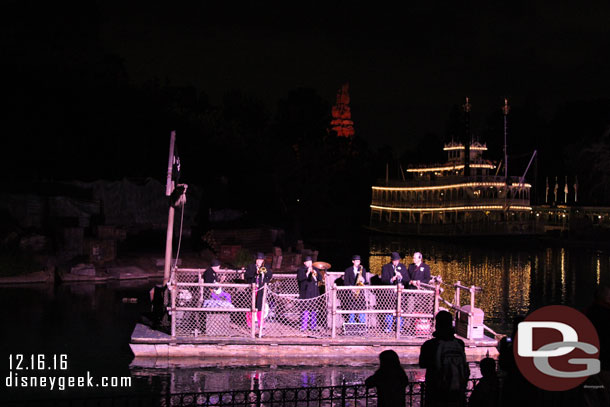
[370,197,531,209]
[375,175,524,188]
[168,269,488,341]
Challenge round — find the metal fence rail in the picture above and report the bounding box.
[3,380,479,407]
[7,377,589,407]
[333,286,435,339]
[172,282,256,337]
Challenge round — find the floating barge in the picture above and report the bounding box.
[130,324,498,367]
[130,270,500,366]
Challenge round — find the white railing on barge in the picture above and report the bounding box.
[169,268,450,340]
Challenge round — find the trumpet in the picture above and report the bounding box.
[257,266,267,275]
[310,268,317,279]
[394,268,402,283]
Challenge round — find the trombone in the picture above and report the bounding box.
[256,265,267,285]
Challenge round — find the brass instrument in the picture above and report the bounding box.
[312,262,331,288]
[356,266,365,287]
[394,267,403,283]
[354,265,365,297]
[257,266,267,275]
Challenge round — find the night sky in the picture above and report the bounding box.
[3,1,610,233]
[97,2,610,150]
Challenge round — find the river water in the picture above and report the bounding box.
[1,234,608,401]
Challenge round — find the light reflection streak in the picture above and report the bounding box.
[547,248,555,303]
[597,254,601,285]
[367,238,610,334]
[561,248,566,303]
[368,248,532,329]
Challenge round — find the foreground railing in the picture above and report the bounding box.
[8,376,586,407]
[4,380,478,407]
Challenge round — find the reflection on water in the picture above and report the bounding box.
[129,364,450,393]
[131,365,380,393]
[368,236,610,332]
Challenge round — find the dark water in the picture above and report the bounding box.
[1,235,609,401]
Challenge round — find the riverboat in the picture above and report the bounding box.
[369,138,540,236]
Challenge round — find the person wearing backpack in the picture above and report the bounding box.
[419,310,470,407]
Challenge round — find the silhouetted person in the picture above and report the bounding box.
[585,284,610,371]
[468,357,499,407]
[583,285,610,407]
[419,310,470,407]
[365,350,409,407]
[497,315,537,405]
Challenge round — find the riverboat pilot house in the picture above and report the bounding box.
[370,140,534,235]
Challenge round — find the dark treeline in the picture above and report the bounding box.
[2,3,610,243]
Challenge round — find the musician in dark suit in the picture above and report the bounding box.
[405,252,433,336]
[343,254,368,324]
[191,258,221,332]
[244,252,273,328]
[381,252,409,285]
[203,258,221,283]
[407,252,432,288]
[380,252,408,333]
[297,256,320,331]
[200,259,223,303]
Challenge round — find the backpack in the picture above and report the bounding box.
[434,338,469,392]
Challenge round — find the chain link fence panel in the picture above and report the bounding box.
[399,289,435,337]
[173,282,254,337]
[267,274,300,297]
[335,287,435,338]
[262,290,332,338]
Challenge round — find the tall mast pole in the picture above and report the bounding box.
[502,98,510,182]
[463,97,471,177]
[164,131,177,284]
